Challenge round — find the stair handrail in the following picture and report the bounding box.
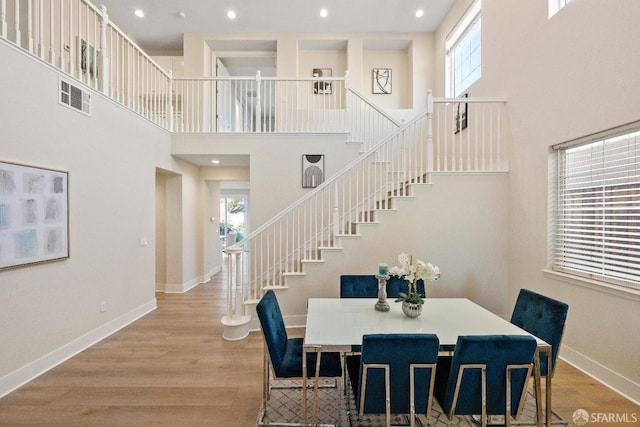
[227,110,428,252]
[347,87,403,128]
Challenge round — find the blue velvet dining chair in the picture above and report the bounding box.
[339,274,425,298]
[256,290,342,397]
[433,335,538,427]
[510,289,568,426]
[510,288,569,377]
[346,333,440,427]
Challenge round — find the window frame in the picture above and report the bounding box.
[548,0,573,18]
[446,0,482,98]
[550,121,640,292]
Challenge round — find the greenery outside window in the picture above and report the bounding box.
[551,122,640,290]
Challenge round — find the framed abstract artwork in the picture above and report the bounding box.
[455,93,469,134]
[312,68,332,95]
[372,68,392,94]
[0,161,69,270]
[302,155,325,188]
[80,38,98,79]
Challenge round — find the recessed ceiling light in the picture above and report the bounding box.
[227,10,236,19]
[320,8,328,18]
[211,160,221,165]
[415,9,424,18]
[134,9,144,18]
[178,11,186,18]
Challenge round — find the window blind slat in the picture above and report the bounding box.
[553,127,640,289]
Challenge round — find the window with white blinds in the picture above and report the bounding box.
[552,124,640,290]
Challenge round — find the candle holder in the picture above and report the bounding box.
[374,274,390,312]
[378,263,388,276]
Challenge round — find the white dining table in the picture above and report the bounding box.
[301,298,552,426]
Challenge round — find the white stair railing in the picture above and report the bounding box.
[1,2,403,141]
[346,88,403,152]
[171,73,348,133]
[1,0,173,128]
[432,94,509,172]
[230,112,433,303]
[227,92,507,309]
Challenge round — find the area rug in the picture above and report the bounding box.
[257,379,568,426]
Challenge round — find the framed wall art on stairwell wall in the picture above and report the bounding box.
[0,161,69,270]
[302,155,325,188]
[313,68,332,95]
[372,68,392,94]
[455,93,469,134]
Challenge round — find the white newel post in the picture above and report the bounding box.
[426,90,434,173]
[255,70,262,132]
[221,247,251,341]
[99,5,109,95]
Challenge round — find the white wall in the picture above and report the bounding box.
[172,134,362,228]
[0,42,208,396]
[183,32,434,113]
[0,42,161,393]
[363,49,410,109]
[277,173,510,320]
[437,0,640,401]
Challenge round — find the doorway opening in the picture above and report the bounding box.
[220,194,247,248]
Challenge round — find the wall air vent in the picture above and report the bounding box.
[59,79,91,116]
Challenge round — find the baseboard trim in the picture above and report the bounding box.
[560,345,640,405]
[0,299,157,398]
[164,267,221,294]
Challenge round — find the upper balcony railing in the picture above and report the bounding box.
[2,1,510,334]
[2,0,508,170]
[1,0,402,149]
[2,0,172,128]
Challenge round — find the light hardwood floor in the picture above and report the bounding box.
[1,263,637,426]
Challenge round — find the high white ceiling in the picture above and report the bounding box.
[98,0,455,170]
[99,0,456,51]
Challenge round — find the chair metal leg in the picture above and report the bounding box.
[409,363,437,427]
[532,346,553,427]
[360,363,391,427]
[506,363,534,427]
[448,364,487,427]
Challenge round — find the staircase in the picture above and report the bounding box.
[222,94,509,340]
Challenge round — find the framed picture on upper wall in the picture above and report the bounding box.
[454,93,469,134]
[0,161,69,270]
[302,154,325,188]
[372,68,392,94]
[313,68,332,95]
